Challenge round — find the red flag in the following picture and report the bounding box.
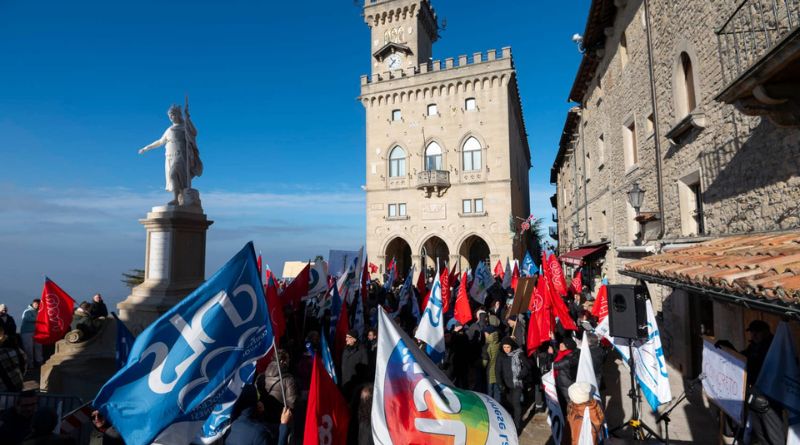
[570,270,583,295]
[304,355,350,445]
[454,272,473,325]
[511,262,520,292]
[416,268,427,298]
[281,263,310,310]
[34,278,75,344]
[440,267,451,314]
[547,253,568,297]
[333,299,349,364]
[547,278,577,331]
[421,289,431,314]
[257,254,263,282]
[592,284,609,320]
[368,262,379,274]
[266,276,286,343]
[493,260,505,279]
[527,276,552,355]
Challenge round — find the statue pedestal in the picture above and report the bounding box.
[40,318,118,401]
[117,204,213,334]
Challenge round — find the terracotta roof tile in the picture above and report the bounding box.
[625,232,800,305]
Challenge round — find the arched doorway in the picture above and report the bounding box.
[385,237,412,279]
[420,236,449,279]
[459,235,491,271]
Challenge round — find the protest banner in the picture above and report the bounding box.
[701,337,747,425]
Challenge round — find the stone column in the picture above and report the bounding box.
[117,204,213,334]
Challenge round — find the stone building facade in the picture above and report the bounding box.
[360,0,531,277]
[553,0,799,441]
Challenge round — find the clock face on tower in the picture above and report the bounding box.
[386,53,403,70]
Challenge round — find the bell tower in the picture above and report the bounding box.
[363,0,439,74]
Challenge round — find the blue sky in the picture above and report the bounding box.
[0,0,589,316]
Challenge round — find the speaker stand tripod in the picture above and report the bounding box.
[609,340,664,443]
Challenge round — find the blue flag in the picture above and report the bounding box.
[756,322,800,424]
[94,242,272,445]
[521,252,535,277]
[329,285,343,340]
[384,257,396,292]
[114,315,135,370]
[320,331,337,384]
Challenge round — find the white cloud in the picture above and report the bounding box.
[0,184,365,316]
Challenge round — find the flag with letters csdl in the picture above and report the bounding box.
[94,242,272,445]
[372,307,519,445]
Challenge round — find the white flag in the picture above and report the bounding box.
[415,269,445,363]
[373,308,518,445]
[542,369,564,444]
[336,246,363,304]
[596,300,671,411]
[578,406,594,445]
[308,261,328,296]
[469,261,493,304]
[576,331,600,402]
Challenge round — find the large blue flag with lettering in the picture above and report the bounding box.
[94,242,272,445]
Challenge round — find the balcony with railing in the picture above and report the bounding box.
[549,226,559,240]
[416,170,450,197]
[716,0,800,126]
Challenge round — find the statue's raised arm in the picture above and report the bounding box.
[137,103,203,207]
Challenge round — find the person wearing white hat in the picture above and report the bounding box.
[565,382,604,445]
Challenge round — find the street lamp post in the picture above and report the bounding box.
[627,182,645,243]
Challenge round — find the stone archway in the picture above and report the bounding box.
[384,237,412,279]
[459,235,491,271]
[420,236,450,278]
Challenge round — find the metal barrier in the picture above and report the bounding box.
[717,0,800,84]
[0,391,85,413]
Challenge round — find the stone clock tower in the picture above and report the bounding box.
[364,0,438,74]
[360,0,533,282]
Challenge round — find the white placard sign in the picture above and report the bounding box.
[702,338,747,425]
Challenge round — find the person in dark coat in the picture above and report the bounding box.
[741,320,785,445]
[0,391,37,444]
[552,335,579,415]
[88,294,108,318]
[257,350,298,426]
[20,407,76,445]
[0,304,18,336]
[341,330,369,399]
[495,336,531,433]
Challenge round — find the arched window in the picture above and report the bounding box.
[680,52,697,114]
[462,137,482,171]
[425,142,442,171]
[389,146,406,177]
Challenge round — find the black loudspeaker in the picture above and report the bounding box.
[607,284,648,339]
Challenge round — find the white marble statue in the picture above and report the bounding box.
[138,101,203,206]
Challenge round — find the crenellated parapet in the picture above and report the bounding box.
[362,47,513,87]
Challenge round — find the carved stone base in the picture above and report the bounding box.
[39,318,117,402]
[117,205,213,334]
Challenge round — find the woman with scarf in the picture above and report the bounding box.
[496,336,531,433]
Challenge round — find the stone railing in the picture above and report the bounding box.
[416,170,450,196]
[717,0,800,85]
[361,47,512,85]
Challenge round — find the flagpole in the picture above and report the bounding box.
[272,336,287,407]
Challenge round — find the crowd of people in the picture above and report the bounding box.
[11,263,791,445]
[0,268,615,445]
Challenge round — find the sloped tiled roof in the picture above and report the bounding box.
[625,232,800,305]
